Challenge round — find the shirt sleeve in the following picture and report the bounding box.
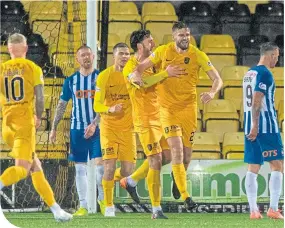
[33,65,44,86]
[94,71,110,113]
[196,49,215,72]
[123,59,135,82]
[142,70,168,88]
[149,45,165,65]
[254,70,271,95]
[60,77,72,102]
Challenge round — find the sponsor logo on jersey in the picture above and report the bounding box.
[75,90,95,98]
[262,150,277,157]
[170,125,180,132]
[207,61,213,66]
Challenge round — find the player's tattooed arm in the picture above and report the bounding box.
[51,99,68,130]
[34,84,45,119]
[251,91,264,127]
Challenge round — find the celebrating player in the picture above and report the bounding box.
[243,42,284,220]
[121,29,183,219]
[0,33,72,222]
[49,45,103,216]
[131,22,223,210]
[94,43,136,217]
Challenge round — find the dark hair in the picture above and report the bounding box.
[130,30,151,52]
[76,44,92,53]
[113,42,129,53]
[260,42,279,55]
[172,21,188,32]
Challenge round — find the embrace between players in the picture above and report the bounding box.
[52,21,223,218]
[0,21,283,221]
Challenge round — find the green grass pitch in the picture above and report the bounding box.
[4,213,284,228]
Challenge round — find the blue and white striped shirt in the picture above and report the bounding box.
[243,65,279,134]
[60,70,100,130]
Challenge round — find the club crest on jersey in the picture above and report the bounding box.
[184,57,190,64]
[147,144,153,151]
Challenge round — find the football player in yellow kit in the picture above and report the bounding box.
[94,43,136,217]
[0,33,72,222]
[131,22,223,210]
[121,29,182,219]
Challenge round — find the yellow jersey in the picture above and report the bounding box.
[123,56,160,131]
[0,58,44,125]
[149,42,214,109]
[94,65,132,131]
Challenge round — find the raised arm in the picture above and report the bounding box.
[130,46,165,86]
[123,58,165,89]
[135,58,155,75]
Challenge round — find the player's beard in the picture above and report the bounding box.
[144,49,152,58]
[177,40,189,50]
[83,60,92,69]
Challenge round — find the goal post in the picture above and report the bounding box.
[86,0,98,214]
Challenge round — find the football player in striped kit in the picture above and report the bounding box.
[50,45,103,216]
[243,42,284,220]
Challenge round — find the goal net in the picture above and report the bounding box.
[0,0,282,215]
[0,0,89,213]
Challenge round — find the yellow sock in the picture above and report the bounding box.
[172,164,190,200]
[31,171,56,207]
[114,168,123,182]
[146,168,161,207]
[131,159,149,183]
[102,179,114,207]
[0,166,27,187]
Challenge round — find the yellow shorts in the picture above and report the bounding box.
[160,105,197,148]
[2,121,36,163]
[100,127,136,163]
[137,126,163,157]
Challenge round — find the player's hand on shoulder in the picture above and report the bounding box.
[200,92,215,104]
[84,123,97,139]
[108,103,123,113]
[246,126,258,141]
[49,130,57,144]
[166,65,185,77]
[129,71,143,87]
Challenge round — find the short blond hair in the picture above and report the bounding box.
[8,33,27,45]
